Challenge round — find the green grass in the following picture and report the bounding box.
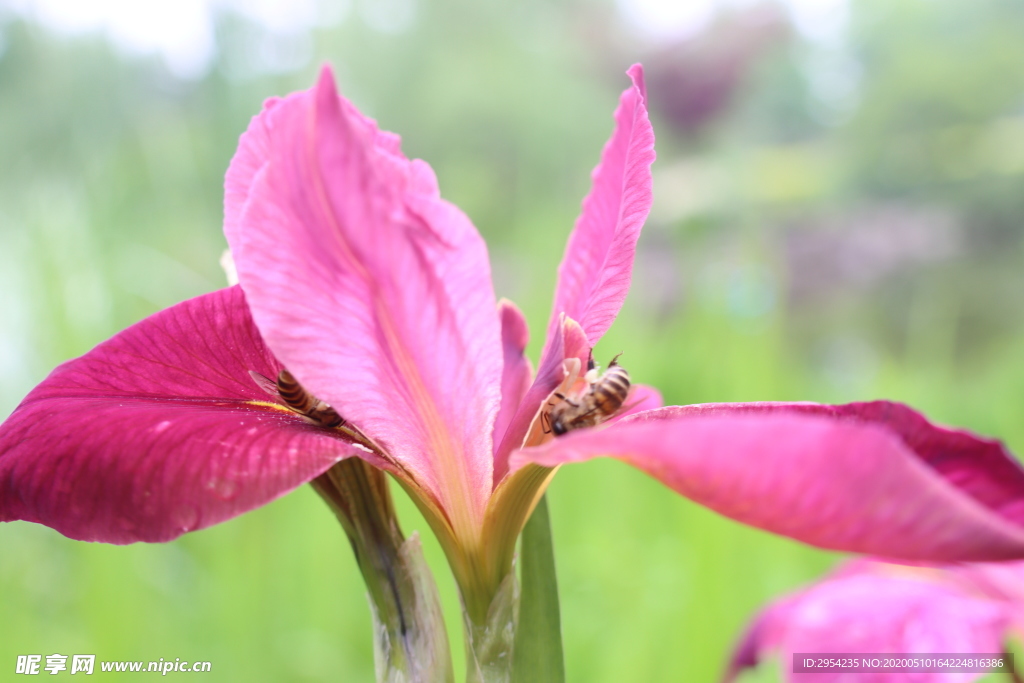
[4,3,1024,679]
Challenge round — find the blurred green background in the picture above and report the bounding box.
[2,0,1024,680]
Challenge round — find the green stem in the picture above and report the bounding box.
[463,570,518,683]
[512,494,565,683]
[313,459,454,683]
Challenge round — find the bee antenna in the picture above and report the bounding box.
[586,348,595,372]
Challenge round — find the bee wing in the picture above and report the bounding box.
[605,384,661,424]
[248,370,281,397]
[615,398,642,415]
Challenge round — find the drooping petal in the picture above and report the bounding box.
[661,401,1024,528]
[513,402,1024,561]
[0,287,359,543]
[225,67,503,535]
[726,561,1016,683]
[786,401,1024,524]
[491,299,533,485]
[546,64,655,347]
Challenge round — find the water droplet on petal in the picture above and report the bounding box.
[170,504,199,532]
[207,478,239,501]
[141,490,159,515]
[153,420,172,434]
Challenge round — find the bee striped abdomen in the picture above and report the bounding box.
[275,369,346,428]
[276,370,316,412]
[591,364,630,414]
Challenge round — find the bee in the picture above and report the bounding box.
[249,369,347,428]
[542,353,631,436]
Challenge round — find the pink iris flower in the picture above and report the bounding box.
[726,558,1024,683]
[4,63,1024,631]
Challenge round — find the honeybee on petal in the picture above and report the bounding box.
[542,353,631,436]
[249,369,347,428]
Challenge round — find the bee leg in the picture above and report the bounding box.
[553,392,581,408]
[541,410,551,435]
[609,352,623,366]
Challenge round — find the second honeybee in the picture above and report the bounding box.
[543,355,631,436]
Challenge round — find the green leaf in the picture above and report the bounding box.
[512,494,565,683]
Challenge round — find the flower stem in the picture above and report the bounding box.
[461,493,566,683]
[512,494,565,682]
[313,459,453,683]
[463,569,518,683]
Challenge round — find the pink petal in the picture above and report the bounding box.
[665,402,1024,529]
[225,67,502,530]
[493,64,655,478]
[727,561,1014,683]
[513,403,1024,561]
[0,287,359,543]
[491,299,533,485]
[946,559,1024,613]
[492,316,589,483]
[224,96,281,250]
[524,65,654,430]
[546,64,655,346]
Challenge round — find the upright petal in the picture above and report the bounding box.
[546,64,655,346]
[225,67,502,536]
[0,287,359,543]
[491,300,533,485]
[224,96,282,249]
[493,316,589,480]
[514,402,1024,561]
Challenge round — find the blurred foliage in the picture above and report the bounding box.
[1,0,1024,680]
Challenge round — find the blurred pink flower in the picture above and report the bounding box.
[726,558,1024,683]
[4,65,1024,622]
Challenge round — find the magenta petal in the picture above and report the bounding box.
[0,287,357,543]
[514,403,1024,560]
[491,300,534,485]
[793,401,1024,526]
[652,402,1024,530]
[226,67,502,524]
[728,562,1015,683]
[547,64,655,346]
